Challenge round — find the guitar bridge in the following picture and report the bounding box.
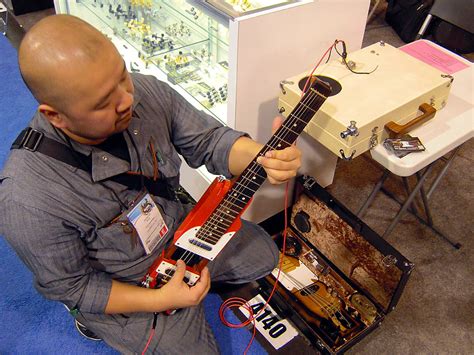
[142,260,200,288]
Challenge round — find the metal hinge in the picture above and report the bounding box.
[339,149,356,161]
[302,175,317,190]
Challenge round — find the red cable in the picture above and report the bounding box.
[218,40,340,354]
[141,40,341,354]
[141,328,155,355]
[218,181,290,354]
[302,40,342,96]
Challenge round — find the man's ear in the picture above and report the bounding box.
[38,104,67,129]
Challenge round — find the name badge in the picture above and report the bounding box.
[127,193,169,254]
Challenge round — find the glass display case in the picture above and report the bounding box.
[55,0,370,222]
[56,0,233,123]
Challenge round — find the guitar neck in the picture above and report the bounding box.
[199,81,331,241]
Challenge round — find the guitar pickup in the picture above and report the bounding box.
[189,238,212,251]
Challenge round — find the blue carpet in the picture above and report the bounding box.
[0,34,265,354]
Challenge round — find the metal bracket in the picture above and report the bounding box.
[302,175,317,190]
[441,74,454,87]
[279,80,294,95]
[369,126,379,149]
[340,121,359,139]
[339,149,356,161]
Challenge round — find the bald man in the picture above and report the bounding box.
[0,15,301,353]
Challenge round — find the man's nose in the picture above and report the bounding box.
[117,91,133,114]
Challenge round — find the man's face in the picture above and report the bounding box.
[56,45,134,144]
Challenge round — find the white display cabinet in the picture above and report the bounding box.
[54,0,370,222]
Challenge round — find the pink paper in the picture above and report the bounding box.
[400,41,469,74]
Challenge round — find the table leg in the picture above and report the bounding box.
[357,169,390,217]
[417,171,434,226]
[426,145,462,199]
[382,163,436,238]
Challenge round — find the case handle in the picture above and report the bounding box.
[384,103,436,138]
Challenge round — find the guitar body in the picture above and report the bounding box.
[142,177,250,289]
[292,281,358,336]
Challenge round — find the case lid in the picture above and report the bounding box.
[290,175,413,314]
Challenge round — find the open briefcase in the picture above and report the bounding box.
[257,175,414,354]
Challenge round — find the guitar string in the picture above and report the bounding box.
[176,88,325,267]
[176,89,324,266]
[167,87,326,272]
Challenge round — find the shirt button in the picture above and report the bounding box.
[102,155,108,162]
[133,129,139,135]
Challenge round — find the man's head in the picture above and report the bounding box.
[19,15,134,144]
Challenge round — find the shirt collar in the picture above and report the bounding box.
[30,83,145,182]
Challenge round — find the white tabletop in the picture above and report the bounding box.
[370,40,473,177]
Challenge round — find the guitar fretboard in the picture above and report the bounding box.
[197,82,330,245]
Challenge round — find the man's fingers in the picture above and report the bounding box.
[265,168,297,184]
[266,147,301,162]
[258,155,300,171]
[170,259,186,284]
[197,267,211,300]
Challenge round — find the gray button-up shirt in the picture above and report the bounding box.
[0,73,246,314]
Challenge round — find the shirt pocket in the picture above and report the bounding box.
[87,222,147,273]
[87,200,177,274]
[146,138,181,184]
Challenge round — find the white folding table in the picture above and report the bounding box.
[358,41,473,248]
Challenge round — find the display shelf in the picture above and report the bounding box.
[204,0,298,18]
[74,0,230,122]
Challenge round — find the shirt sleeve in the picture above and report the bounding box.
[0,190,112,314]
[136,74,249,179]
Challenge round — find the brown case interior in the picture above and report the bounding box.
[290,179,410,313]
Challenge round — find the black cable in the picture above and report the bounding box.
[334,40,378,75]
[125,128,145,191]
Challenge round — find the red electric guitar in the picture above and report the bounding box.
[141,77,331,291]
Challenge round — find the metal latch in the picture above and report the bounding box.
[340,121,359,139]
[279,80,294,95]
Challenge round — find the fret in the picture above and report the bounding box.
[228,187,255,201]
[203,220,232,234]
[288,114,309,127]
[282,125,301,137]
[201,222,228,235]
[267,136,293,149]
[298,102,317,113]
[238,175,263,190]
[311,88,327,100]
[214,204,241,218]
[224,196,248,210]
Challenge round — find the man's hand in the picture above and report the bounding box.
[256,117,302,185]
[158,260,211,310]
[104,260,211,314]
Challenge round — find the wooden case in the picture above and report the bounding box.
[258,175,414,354]
[278,42,453,160]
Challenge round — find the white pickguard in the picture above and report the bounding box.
[175,226,235,261]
